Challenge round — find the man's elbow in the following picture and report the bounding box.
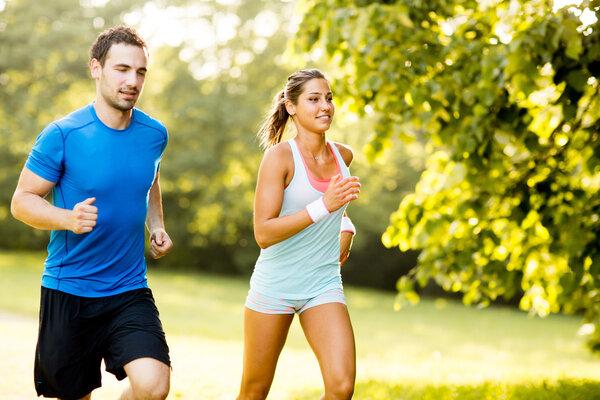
[10,194,23,221]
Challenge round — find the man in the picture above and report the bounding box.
[11,25,172,400]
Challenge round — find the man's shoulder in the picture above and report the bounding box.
[132,108,167,135]
[53,104,94,133]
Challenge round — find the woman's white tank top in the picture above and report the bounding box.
[250,139,351,299]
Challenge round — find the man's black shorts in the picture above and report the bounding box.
[34,287,170,400]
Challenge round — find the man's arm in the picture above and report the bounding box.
[11,168,97,233]
[146,170,172,259]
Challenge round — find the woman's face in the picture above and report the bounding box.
[289,78,335,134]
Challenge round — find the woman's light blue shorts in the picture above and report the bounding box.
[245,286,346,314]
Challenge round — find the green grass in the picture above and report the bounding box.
[292,379,600,400]
[1,251,599,399]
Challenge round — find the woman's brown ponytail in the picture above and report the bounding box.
[257,90,289,149]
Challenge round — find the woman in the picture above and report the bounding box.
[237,69,361,400]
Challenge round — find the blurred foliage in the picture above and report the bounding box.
[326,114,422,290]
[294,0,600,351]
[136,0,294,273]
[0,0,422,288]
[0,0,146,247]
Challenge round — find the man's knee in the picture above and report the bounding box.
[131,379,169,400]
[126,358,170,400]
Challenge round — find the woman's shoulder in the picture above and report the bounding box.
[331,141,354,167]
[259,141,295,185]
[264,140,293,160]
[261,141,295,171]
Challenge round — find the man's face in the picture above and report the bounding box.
[91,43,148,111]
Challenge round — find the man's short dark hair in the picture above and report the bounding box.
[90,25,148,66]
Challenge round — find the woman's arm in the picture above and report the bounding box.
[339,211,356,265]
[253,145,360,249]
[335,142,357,265]
[253,145,311,248]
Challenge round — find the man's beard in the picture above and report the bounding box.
[108,97,136,111]
[101,85,139,111]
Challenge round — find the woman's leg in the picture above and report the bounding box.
[237,307,294,400]
[299,303,356,400]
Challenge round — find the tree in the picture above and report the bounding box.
[0,0,146,247]
[136,0,295,272]
[322,112,424,290]
[0,0,293,272]
[134,0,425,279]
[294,0,600,352]
[0,0,423,286]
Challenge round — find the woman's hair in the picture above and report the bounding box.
[257,69,327,149]
[90,25,148,66]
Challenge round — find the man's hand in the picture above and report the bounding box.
[340,231,353,266]
[69,197,98,234]
[149,228,173,259]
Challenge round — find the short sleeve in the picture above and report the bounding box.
[25,122,64,183]
[158,125,168,166]
[160,124,168,157]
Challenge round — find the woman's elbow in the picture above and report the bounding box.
[254,229,272,249]
[254,234,269,249]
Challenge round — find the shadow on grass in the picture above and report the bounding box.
[291,378,600,400]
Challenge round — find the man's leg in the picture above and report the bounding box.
[119,357,170,400]
[104,289,170,400]
[59,394,91,400]
[35,288,104,400]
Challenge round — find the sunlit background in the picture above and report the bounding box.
[1,0,600,398]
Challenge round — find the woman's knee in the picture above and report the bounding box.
[325,374,355,400]
[238,381,272,400]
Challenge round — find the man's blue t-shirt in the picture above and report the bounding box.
[25,103,168,297]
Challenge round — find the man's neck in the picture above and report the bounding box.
[93,100,132,130]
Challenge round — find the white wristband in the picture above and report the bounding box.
[306,197,330,223]
[341,216,356,235]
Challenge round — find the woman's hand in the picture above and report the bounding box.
[322,174,360,212]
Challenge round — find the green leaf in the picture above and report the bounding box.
[566,70,589,92]
[293,0,600,354]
